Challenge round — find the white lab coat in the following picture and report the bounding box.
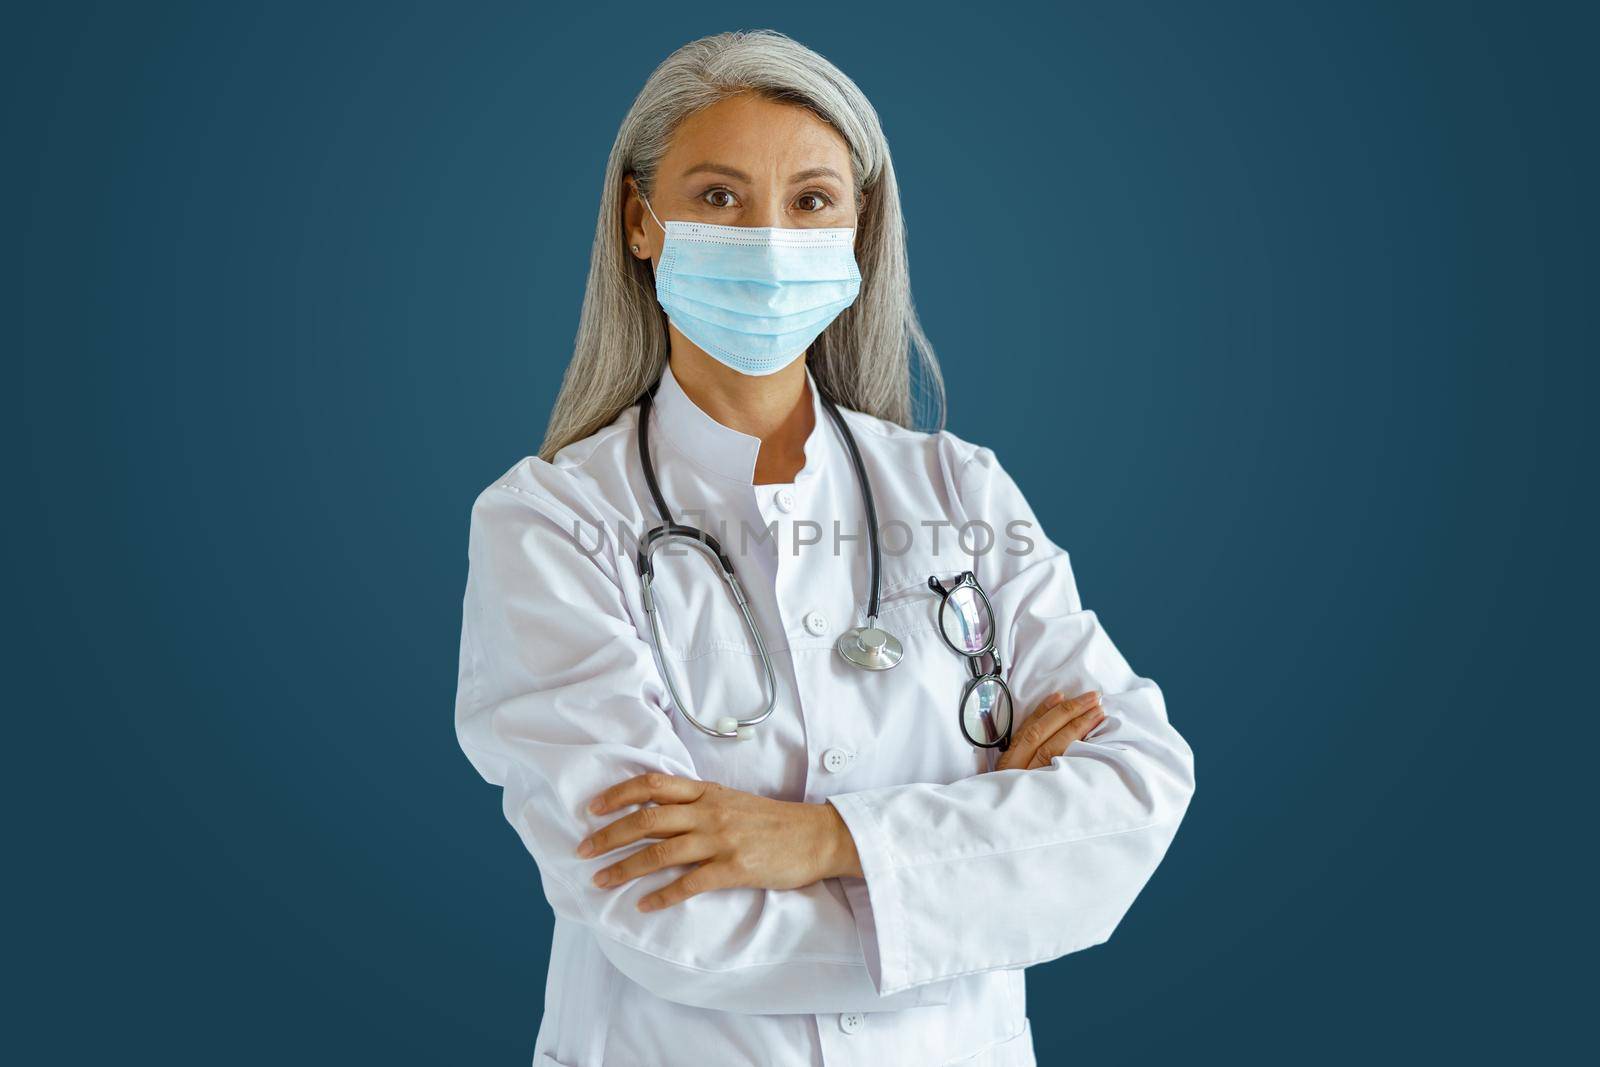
[455,362,1195,1066]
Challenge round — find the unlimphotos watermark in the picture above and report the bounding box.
[566,511,1036,561]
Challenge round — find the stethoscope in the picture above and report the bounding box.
[634,376,902,741]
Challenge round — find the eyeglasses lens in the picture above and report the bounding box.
[962,677,1014,746]
[940,586,993,654]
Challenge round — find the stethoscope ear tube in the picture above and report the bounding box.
[640,377,885,617]
[632,372,899,740]
[636,387,777,740]
[636,522,736,581]
[638,532,779,741]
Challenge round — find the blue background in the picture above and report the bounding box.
[13,1,1592,1062]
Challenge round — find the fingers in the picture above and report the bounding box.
[579,774,723,899]
[1027,703,1107,769]
[639,860,742,912]
[995,690,1102,772]
[591,832,718,893]
[993,691,1063,772]
[589,772,713,815]
[578,800,698,858]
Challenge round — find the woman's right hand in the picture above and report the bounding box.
[992,690,1104,772]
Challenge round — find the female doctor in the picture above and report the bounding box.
[455,29,1195,1067]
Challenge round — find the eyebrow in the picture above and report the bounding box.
[680,162,846,184]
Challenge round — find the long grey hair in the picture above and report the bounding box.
[538,29,945,461]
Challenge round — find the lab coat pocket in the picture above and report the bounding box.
[868,564,963,633]
[838,564,992,786]
[844,624,990,786]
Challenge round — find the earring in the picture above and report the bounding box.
[631,244,640,253]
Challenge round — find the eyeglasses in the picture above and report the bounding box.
[927,571,1015,751]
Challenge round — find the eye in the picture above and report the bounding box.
[701,187,739,209]
[796,191,834,212]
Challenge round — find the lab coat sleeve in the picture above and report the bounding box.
[825,444,1196,997]
[455,472,956,1014]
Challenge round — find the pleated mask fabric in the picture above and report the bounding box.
[644,208,862,376]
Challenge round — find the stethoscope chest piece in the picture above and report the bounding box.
[836,620,903,671]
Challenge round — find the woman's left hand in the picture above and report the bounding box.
[992,690,1105,772]
[575,774,862,912]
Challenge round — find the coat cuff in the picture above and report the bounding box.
[827,793,919,998]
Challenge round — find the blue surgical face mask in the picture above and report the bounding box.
[639,190,861,376]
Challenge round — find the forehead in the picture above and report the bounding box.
[661,93,852,178]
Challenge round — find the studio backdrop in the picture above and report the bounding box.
[13,2,1592,1063]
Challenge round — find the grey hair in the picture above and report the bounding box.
[538,28,945,461]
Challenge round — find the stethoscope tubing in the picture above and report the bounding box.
[638,528,779,740]
[634,375,883,739]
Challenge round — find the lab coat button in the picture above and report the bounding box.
[838,1012,865,1034]
[803,611,828,636]
[822,747,855,773]
[775,487,796,513]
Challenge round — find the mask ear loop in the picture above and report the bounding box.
[633,178,667,234]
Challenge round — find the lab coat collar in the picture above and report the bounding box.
[652,360,828,485]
